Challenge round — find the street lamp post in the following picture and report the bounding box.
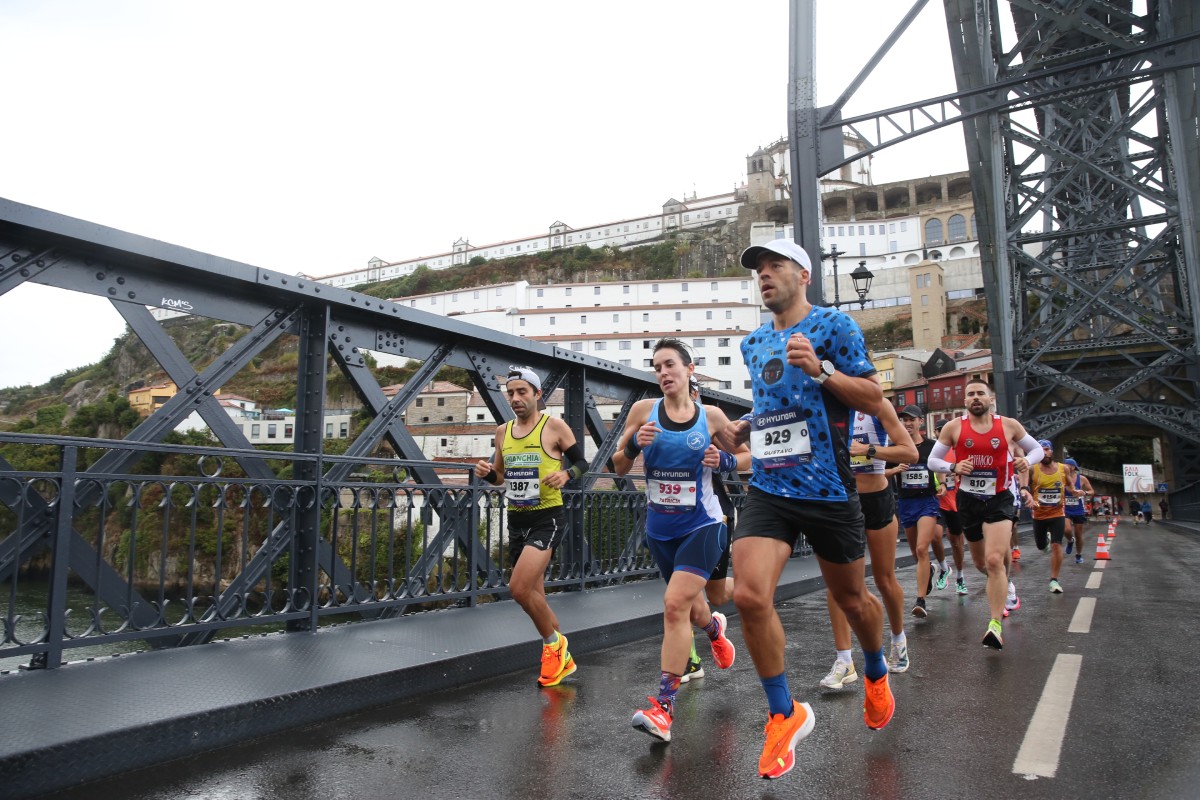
[820,245,875,310]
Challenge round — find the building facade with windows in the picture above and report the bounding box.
[386,276,764,399]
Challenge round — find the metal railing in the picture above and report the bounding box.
[0,431,780,668]
[1167,482,1200,524]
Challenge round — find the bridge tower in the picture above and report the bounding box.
[788,0,1200,490]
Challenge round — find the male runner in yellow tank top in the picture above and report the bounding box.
[474,367,590,687]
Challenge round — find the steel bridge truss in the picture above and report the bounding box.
[789,0,1200,486]
[0,199,750,665]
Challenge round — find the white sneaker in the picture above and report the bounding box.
[820,659,858,689]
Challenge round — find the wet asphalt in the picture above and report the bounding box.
[40,520,1200,800]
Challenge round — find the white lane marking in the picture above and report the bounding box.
[1012,653,1084,778]
[1068,597,1096,633]
[1094,561,1106,570]
[1086,572,1102,589]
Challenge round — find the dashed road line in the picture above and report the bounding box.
[1086,571,1102,589]
[1013,653,1084,778]
[1068,597,1096,633]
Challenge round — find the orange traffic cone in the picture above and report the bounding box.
[1095,531,1111,560]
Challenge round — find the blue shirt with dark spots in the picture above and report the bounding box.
[740,306,876,502]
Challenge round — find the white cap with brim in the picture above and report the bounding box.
[739,239,813,271]
[506,366,542,393]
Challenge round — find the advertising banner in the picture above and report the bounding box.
[1123,464,1155,493]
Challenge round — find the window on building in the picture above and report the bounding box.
[948,214,967,241]
[580,315,587,324]
[595,341,606,351]
[692,338,706,347]
[252,424,261,437]
[476,413,485,420]
[570,342,583,351]
[594,286,601,295]
[644,340,653,348]
[623,285,630,294]
[415,398,423,407]
[900,221,908,232]
[710,282,718,291]
[916,390,925,405]
[718,337,730,347]
[897,392,906,405]
[925,218,943,244]
[612,313,619,322]
[643,313,650,322]
[744,380,753,389]
[705,310,713,320]
[324,423,331,437]
[696,357,706,366]
[565,287,572,296]
[719,381,731,389]
[620,359,631,367]
[285,424,293,438]
[644,359,653,367]
[719,356,731,366]
[440,438,448,447]
[681,283,689,292]
[473,290,480,299]
[519,317,526,326]
[437,398,445,406]
[452,293,458,302]
[537,288,544,297]
[652,284,659,293]
[921,296,929,306]
[549,316,556,325]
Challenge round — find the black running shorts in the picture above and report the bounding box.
[733,488,866,564]
[1032,516,1066,549]
[507,507,567,564]
[958,489,1018,542]
[860,487,896,532]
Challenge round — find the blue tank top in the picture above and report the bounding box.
[643,400,723,539]
[1065,472,1085,513]
[740,306,876,502]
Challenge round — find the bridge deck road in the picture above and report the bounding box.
[39,519,1200,800]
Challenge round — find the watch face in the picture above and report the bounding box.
[822,360,835,376]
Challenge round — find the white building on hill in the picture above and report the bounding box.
[383,276,763,399]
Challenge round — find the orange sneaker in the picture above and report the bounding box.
[631,696,673,742]
[863,673,895,730]
[538,635,576,687]
[758,700,815,779]
[1012,547,1021,561]
[708,611,736,669]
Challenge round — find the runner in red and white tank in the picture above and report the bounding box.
[928,380,1044,650]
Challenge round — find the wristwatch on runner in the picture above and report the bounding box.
[814,360,835,384]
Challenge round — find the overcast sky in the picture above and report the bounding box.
[0,0,967,389]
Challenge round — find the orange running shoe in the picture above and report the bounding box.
[863,673,896,730]
[631,696,673,742]
[538,634,576,687]
[708,611,736,669]
[758,700,815,779]
[1012,547,1021,561]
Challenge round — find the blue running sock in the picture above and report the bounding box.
[657,671,681,712]
[863,647,887,681]
[702,615,721,641]
[761,672,793,717]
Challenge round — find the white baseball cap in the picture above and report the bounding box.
[739,239,813,271]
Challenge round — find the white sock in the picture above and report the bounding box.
[836,649,853,666]
[891,631,906,646]
[939,560,949,572]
